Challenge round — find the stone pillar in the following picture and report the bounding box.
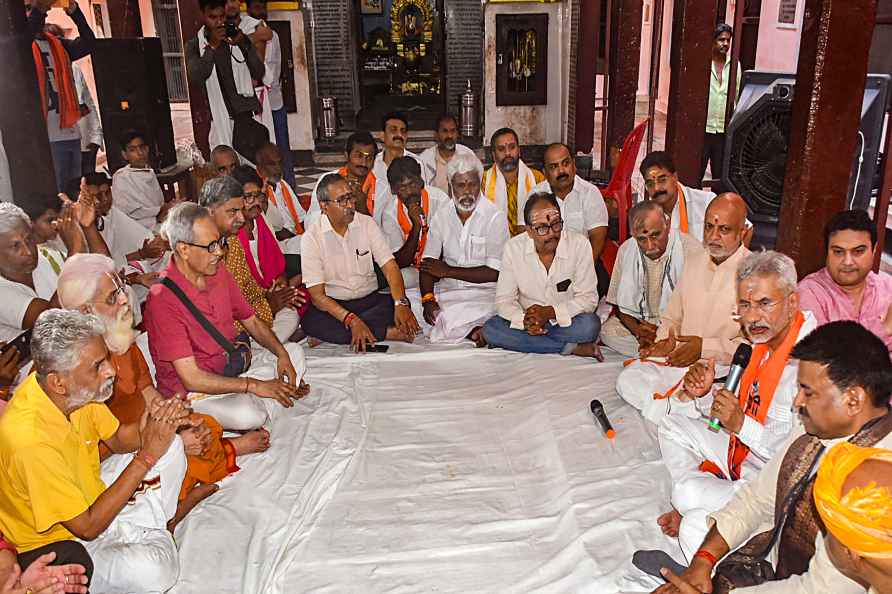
[573,0,599,154]
[0,0,58,201]
[776,0,878,277]
[664,0,717,187]
[605,0,642,155]
[106,0,143,38]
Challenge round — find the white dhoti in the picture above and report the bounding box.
[272,307,301,343]
[600,316,640,357]
[616,360,729,424]
[658,413,759,560]
[190,342,307,431]
[429,287,496,344]
[87,436,187,594]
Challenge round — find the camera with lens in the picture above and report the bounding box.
[224,20,240,41]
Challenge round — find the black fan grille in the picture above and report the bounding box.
[727,99,792,216]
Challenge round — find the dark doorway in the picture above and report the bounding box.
[355,0,447,130]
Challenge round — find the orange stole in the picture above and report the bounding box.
[338,167,377,214]
[676,184,690,234]
[32,33,80,129]
[105,346,238,501]
[265,180,305,234]
[396,189,430,267]
[700,311,806,480]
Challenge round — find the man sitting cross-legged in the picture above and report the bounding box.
[601,200,703,357]
[57,253,270,530]
[0,309,191,594]
[655,321,892,594]
[200,175,304,343]
[482,192,602,358]
[300,174,420,351]
[634,250,815,574]
[419,154,509,345]
[616,193,750,424]
[144,202,307,431]
[380,156,450,316]
[798,209,892,354]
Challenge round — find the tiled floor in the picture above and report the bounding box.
[292,168,331,195]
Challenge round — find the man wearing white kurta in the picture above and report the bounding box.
[650,321,892,594]
[482,127,545,237]
[616,194,751,424]
[419,154,509,344]
[657,251,815,562]
[640,151,717,242]
[418,113,481,194]
[379,157,450,327]
[371,113,431,225]
[602,201,704,357]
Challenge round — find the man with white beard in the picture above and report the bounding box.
[633,250,816,577]
[0,309,191,593]
[419,154,509,344]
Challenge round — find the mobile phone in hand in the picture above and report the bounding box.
[367,344,389,353]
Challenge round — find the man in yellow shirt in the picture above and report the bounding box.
[0,309,190,593]
[482,128,545,236]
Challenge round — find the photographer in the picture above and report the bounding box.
[186,0,268,161]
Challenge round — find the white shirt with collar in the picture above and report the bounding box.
[423,196,509,293]
[302,211,395,301]
[531,175,609,236]
[496,230,598,330]
[670,184,717,242]
[111,165,164,230]
[0,250,60,342]
[418,144,480,194]
[380,186,451,290]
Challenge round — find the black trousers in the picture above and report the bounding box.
[17,540,93,582]
[701,132,727,189]
[302,292,395,344]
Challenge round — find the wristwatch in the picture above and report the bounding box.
[395,297,411,308]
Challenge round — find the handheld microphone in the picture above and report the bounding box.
[708,343,752,433]
[590,399,615,439]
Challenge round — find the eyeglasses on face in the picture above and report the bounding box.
[183,236,228,254]
[323,196,357,209]
[531,220,564,236]
[243,190,264,204]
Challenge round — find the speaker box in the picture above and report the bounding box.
[91,37,177,174]
[722,71,891,249]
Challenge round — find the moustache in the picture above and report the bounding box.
[557,173,570,181]
[392,137,405,143]
[652,191,667,199]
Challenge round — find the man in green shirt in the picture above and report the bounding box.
[702,23,741,189]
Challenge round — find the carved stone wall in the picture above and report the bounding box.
[444,0,484,116]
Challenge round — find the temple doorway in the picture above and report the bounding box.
[354,0,447,130]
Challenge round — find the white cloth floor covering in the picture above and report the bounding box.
[171,343,683,593]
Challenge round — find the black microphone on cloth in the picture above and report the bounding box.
[590,399,615,439]
[708,343,753,433]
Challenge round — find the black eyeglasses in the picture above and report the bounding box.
[323,196,357,209]
[531,220,564,236]
[183,236,228,253]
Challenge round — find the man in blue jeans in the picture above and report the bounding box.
[27,0,95,190]
[483,192,603,359]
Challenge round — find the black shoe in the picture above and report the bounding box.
[632,549,688,580]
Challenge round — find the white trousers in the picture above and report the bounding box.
[272,307,301,344]
[659,413,758,560]
[616,360,729,424]
[191,341,307,431]
[86,436,187,594]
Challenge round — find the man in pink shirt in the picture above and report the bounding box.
[798,210,892,353]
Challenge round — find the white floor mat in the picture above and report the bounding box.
[171,343,681,593]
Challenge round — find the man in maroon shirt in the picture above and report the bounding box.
[145,203,308,431]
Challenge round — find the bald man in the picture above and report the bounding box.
[816,444,892,594]
[616,193,750,424]
[210,145,239,178]
[255,142,306,243]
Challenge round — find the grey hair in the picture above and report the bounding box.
[198,175,243,209]
[32,309,104,382]
[161,202,211,248]
[57,253,117,309]
[736,249,798,295]
[628,200,668,232]
[317,173,347,203]
[447,153,484,185]
[0,202,31,235]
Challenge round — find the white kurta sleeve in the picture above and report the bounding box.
[494,244,525,329]
[485,214,509,271]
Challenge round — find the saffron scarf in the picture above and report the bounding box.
[32,33,80,129]
[264,179,305,234]
[238,214,285,289]
[396,189,430,267]
[675,184,690,234]
[338,166,377,214]
[483,161,536,231]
